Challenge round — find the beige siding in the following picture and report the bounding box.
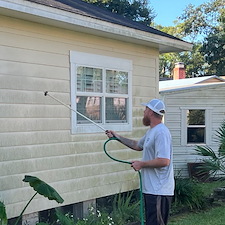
[0,15,158,218]
[161,84,225,177]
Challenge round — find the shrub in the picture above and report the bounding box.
[110,191,140,224]
[173,177,205,211]
[194,120,225,177]
[74,207,115,225]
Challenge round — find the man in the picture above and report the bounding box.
[106,99,174,225]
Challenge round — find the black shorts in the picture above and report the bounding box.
[144,193,173,225]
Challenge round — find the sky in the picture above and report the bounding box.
[150,0,207,26]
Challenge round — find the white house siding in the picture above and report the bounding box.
[0,14,158,218]
[160,84,225,177]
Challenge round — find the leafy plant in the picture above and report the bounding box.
[0,175,64,225]
[74,206,115,225]
[173,177,205,211]
[74,191,140,225]
[55,209,74,225]
[110,191,140,224]
[0,202,7,225]
[23,175,64,203]
[194,120,225,177]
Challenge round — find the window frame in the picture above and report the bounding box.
[181,107,212,146]
[70,51,133,134]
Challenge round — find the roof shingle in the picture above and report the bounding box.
[27,0,184,42]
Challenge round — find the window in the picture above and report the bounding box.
[70,51,132,133]
[187,109,205,143]
[181,107,212,145]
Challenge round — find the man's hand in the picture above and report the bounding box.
[131,161,143,171]
[105,130,116,138]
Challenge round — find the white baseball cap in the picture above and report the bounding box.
[142,99,165,116]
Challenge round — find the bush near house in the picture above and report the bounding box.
[1,178,224,225]
[194,120,225,178]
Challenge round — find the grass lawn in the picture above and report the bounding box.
[168,180,225,225]
[168,203,225,225]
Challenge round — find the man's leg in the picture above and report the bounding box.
[144,194,158,225]
[160,195,173,224]
[144,194,173,225]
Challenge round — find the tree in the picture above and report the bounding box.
[200,31,225,75]
[156,0,225,78]
[179,43,206,77]
[178,0,224,41]
[83,0,155,25]
[200,11,225,75]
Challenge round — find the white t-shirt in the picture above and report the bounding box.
[138,123,174,196]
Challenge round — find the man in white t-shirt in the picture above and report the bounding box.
[106,99,174,225]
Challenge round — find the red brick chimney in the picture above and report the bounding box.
[173,62,186,80]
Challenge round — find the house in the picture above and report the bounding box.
[159,75,225,177]
[0,0,192,221]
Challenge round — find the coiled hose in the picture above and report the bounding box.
[104,137,144,225]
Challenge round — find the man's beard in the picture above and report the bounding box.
[142,116,150,126]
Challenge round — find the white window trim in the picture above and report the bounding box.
[180,107,213,146]
[70,51,133,134]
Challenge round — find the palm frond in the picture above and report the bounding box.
[215,120,225,156]
[194,145,218,160]
[201,159,221,176]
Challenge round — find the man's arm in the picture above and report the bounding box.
[105,130,142,151]
[131,158,170,171]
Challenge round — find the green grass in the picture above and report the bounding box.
[168,180,225,225]
[168,204,225,225]
[200,180,225,196]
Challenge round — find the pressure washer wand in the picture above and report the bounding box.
[44,91,106,132]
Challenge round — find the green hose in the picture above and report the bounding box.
[103,137,144,225]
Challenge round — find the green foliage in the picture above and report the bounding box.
[156,0,224,78]
[23,175,64,203]
[0,202,7,225]
[200,31,225,75]
[195,145,218,160]
[174,178,205,211]
[178,0,224,38]
[75,207,115,225]
[0,175,64,225]
[74,191,139,225]
[110,191,140,224]
[178,43,206,77]
[55,209,75,225]
[83,0,155,25]
[216,120,225,155]
[168,204,225,225]
[194,120,225,177]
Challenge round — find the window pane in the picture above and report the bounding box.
[187,127,205,143]
[187,110,205,125]
[76,96,101,123]
[106,97,127,123]
[106,70,128,94]
[77,66,102,92]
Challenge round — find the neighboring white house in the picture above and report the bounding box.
[160,76,225,177]
[0,0,192,221]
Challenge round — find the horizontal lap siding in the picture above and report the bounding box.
[0,15,156,218]
[161,85,225,177]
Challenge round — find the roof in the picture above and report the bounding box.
[28,0,181,41]
[159,75,225,91]
[0,0,193,53]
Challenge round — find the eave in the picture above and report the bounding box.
[0,0,193,53]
